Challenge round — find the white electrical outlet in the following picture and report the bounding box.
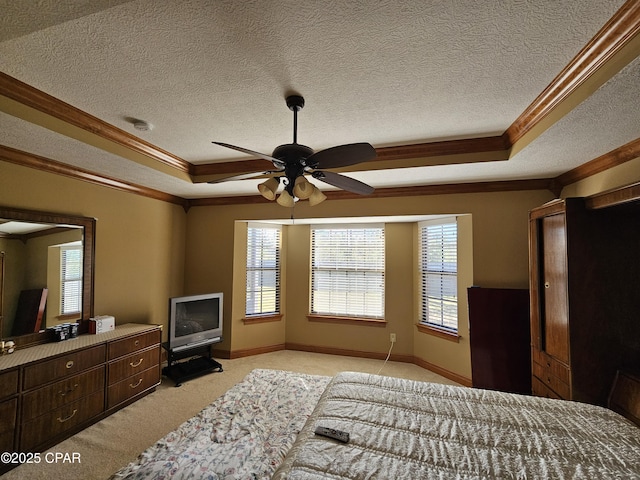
[390,333,396,343]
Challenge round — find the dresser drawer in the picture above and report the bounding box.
[23,345,106,391]
[108,346,160,385]
[21,367,105,422]
[0,398,16,452]
[107,366,160,409]
[20,389,104,451]
[532,349,570,384]
[532,376,563,400]
[108,329,161,360]
[533,361,570,399]
[0,369,19,400]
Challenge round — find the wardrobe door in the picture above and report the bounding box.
[540,214,569,364]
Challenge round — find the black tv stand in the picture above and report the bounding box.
[162,342,223,387]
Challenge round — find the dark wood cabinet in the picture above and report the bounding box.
[0,369,18,454]
[106,329,161,410]
[529,194,640,406]
[0,324,161,473]
[11,288,48,336]
[467,287,531,394]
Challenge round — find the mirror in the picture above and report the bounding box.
[0,206,95,347]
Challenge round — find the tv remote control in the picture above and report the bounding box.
[314,426,350,443]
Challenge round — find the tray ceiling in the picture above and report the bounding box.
[0,0,638,201]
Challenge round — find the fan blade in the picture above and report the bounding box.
[208,171,281,184]
[312,170,374,195]
[212,142,286,167]
[306,142,376,169]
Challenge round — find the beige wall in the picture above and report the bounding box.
[0,161,187,342]
[185,189,554,381]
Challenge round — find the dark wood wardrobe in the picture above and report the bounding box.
[529,186,640,406]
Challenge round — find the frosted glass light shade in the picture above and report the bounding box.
[258,177,280,200]
[276,189,295,207]
[308,186,327,206]
[293,176,313,199]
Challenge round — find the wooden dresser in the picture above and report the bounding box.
[0,369,19,453]
[0,324,160,472]
[529,189,640,405]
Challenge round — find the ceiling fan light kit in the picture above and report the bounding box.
[212,95,376,206]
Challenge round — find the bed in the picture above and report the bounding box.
[112,369,640,479]
[110,369,331,479]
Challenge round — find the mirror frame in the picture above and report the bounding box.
[0,206,96,347]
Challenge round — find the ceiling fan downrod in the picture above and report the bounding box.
[286,95,305,144]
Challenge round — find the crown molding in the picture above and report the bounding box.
[504,0,640,149]
[554,137,640,187]
[0,72,192,176]
[0,144,189,210]
[187,178,555,207]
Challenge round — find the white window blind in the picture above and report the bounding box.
[419,219,458,331]
[246,224,281,316]
[311,225,384,319]
[61,246,83,315]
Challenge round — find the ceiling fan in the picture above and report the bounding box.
[211,95,376,206]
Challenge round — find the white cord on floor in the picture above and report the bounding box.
[376,339,395,375]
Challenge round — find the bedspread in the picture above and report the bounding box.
[273,371,640,479]
[110,369,330,480]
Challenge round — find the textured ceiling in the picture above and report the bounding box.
[0,0,638,199]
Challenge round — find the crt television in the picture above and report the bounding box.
[168,292,223,352]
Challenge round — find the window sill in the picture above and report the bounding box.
[242,313,283,325]
[57,313,81,321]
[307,314,387,327]
[416,323,460,343]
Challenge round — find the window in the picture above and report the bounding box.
[419,219,458,331]
[61,246,83,315]
[246,223,281,316]
[311,225,384,319]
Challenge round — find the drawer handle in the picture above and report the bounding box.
[546,362,551,367]
[547,377,552,383]
[58,383,79,397]
[65,360,74,369]
[544,282,550,288]
[130,378,143,389]
[57,409,78,423]
[130,358,144,368]
[134,340,140,347]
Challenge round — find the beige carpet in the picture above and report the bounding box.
[2,350,459,479]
